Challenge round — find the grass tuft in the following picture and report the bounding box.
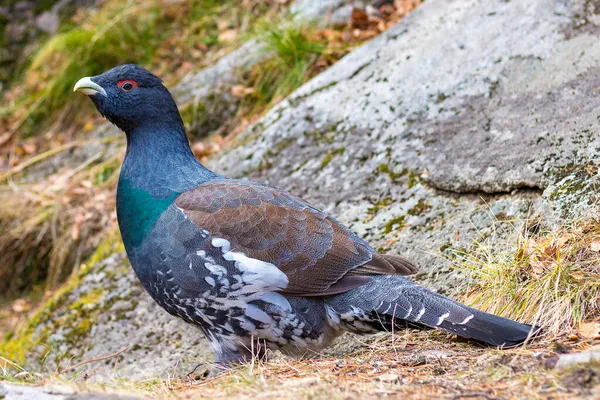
[452,218,600,337]
[252,21,326,104]
[238,20,334,112]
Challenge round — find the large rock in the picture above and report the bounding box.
[210,0,600,286]
[5,0,600,383]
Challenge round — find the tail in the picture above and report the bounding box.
[325,275,535,347]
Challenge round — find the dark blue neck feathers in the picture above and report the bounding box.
[120,121,217,198]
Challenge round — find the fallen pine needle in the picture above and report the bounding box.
[59,345,131,375]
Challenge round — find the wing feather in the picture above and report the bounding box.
[175,180,416,296]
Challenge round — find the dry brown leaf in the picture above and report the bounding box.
[542,242,559,260]
[529,259,548,278]
[578,321,600,340]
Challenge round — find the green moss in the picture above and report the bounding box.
[59,284,124,348]
[273,137,295,154]
[257,158,273,172]
[406,170,420,188]
[374,164,421,188]
[434,92,449,104]
[292,159,309,172]
[384,215,406,234]
[407,199,431,216]
[548,170,591,201]
[367,197,393,215]
[85,231,124,269]
[303,123,343,145]
[376,194,431,235]
[68,288,104,312]
[439,242,452,252]
[318,147,345,170]
[376,163,406,182]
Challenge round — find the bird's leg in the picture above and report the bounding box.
[185,333,272,381]
[186,363,211,383]
[205,345,250,378]
[205,337,270,378]
[185,337,247,382]
[184,357,238,382]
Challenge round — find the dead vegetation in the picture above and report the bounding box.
[452,217,600,339]
[2,330,599,399]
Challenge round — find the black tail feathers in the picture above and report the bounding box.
[325,275,537,347]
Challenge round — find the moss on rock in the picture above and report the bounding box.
[0,232,123,366]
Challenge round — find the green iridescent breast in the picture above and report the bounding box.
[116,178,178,249]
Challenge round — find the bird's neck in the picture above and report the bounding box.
[117,124,216,249]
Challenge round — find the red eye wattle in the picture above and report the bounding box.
[117,79,139,91]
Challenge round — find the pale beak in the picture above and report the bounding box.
[73,77,107,96]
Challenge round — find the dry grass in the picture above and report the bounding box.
[452,217,600,338]
[0,135,122,296]
[3,330,599,399]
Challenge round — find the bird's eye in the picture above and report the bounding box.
[117,79,139,92]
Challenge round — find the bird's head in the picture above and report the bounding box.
[74,64,182,134]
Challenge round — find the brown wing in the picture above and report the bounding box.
[175,179,416,296]
[347,253,418,276]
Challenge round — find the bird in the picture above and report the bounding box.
[74,64,535,372]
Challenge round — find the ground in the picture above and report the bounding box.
[4,331,600,399]
[172,336,599,400]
